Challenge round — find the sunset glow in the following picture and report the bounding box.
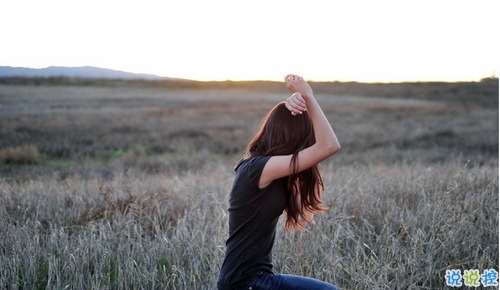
[1,0,498,82]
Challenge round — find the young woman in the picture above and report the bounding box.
[217,74,341,290]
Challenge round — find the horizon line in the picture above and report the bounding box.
[1,64,497,84]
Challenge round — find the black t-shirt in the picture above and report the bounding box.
[217,156,286,289]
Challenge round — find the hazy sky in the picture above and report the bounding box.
[1,0,498,82]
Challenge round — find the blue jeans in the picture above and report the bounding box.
[239,272,339,290]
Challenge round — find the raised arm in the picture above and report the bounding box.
[285,74,340,157]
[258,75,340,188]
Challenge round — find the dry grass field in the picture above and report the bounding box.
[0,78,498,289]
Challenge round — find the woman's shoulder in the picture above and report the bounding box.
[234,155,271,172]
[233,155,273,188]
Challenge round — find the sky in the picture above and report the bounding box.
[1,0,498,82]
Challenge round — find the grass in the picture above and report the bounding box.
[0,144,39,164]
[0,78,498,289]
[0,160,497,289]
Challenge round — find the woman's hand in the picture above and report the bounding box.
[285,74,313,98]
[285,92,307,115]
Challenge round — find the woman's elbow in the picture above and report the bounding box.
[326,141,341,156]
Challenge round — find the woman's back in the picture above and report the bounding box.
[217,156,285,289]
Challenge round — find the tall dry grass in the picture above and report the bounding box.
[0,144,39,164]
[0,159,497,289]
[0,80,497,289]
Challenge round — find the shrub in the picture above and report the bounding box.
[0,144,39,164]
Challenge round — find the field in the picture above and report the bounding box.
[0,78,498,289]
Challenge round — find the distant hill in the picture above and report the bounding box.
[0,66,167,80]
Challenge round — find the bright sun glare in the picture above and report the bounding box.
[1,0,498,82]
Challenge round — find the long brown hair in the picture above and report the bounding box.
[244,102,328,231]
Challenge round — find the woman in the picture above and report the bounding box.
[217,74,341,290]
